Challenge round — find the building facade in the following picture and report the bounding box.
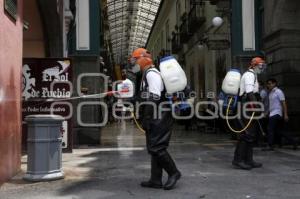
[0,0,23,185]
[23,0,65,58]
[148,0,300,133]
[147,0,231,102]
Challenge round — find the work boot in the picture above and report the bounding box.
[141,155,163,189]
[245,143,262,168]
[232,141,252,170]
[158,151,181,190]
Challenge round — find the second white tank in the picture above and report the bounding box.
[222,69,241,96]
[159,56,187,94]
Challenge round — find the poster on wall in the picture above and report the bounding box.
[22,58,73,152]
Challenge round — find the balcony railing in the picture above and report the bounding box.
[188,5,206,33]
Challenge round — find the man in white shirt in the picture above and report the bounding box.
[265,78,298,150]
[239,69,259,96]
[130,48,181,190]
[232,57,266,170]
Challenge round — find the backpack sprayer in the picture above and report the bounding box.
[221,69,255,133]
[129,56,190,133]
[159,56,190,111]
[126,56,190,133]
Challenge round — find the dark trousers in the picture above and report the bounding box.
[233,119,259,164]
[267,114,296,147]
[238,119,259,143]
[142,104,173,155]
[233,114,260,163]
[267,114,282,147]
[232,96,262,164]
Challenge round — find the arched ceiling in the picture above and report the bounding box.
[107,0,161,64]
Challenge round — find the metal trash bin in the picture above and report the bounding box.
[23,115,64,181]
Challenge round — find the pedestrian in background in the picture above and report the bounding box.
[264,78,298,150]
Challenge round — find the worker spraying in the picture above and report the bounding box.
[130,48,183,190]
[222,57,267,170]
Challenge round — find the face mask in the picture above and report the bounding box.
[254,67,262,74]
[131,64,141,73]
[254,63,267,74]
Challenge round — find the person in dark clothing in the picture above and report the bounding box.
[130,48,181,190]
[232,57,265,170]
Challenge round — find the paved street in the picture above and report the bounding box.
[1,122,300,199]
[2,0,300,198]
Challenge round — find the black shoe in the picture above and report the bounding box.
[164,171,181,190]
[232,161,252,170]
[140,180,162,189]
[247,161,263,168]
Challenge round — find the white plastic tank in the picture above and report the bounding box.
[221,69,241,95]
[159,56,187,94]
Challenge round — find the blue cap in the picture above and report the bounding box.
[160,56,175,63]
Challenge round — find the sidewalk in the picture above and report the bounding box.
[1,122,300,199]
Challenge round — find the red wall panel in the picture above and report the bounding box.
[0,0,23,185]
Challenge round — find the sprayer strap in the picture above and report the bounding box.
[140,68,161,91]
[247,70,257,84]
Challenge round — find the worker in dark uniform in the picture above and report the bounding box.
[232,57,266,170]
[130,48,181,190]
